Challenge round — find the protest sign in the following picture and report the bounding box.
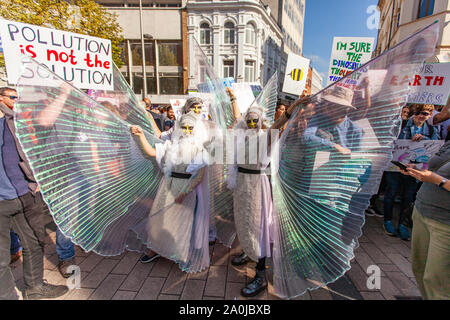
[0,18,113,90]
[231,82,262,114]
[223,77,235,88]
[327,37,374,86]
[282,53,310,96]
[407,63,450,106]
[386,139,445,172]
[170,99,187,119]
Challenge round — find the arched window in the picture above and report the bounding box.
[200,22,211,44]
[245,23,256,45]
[224,21,235,44]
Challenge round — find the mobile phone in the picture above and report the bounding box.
[391,161,408,171]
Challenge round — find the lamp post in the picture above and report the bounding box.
[139,0,147,99]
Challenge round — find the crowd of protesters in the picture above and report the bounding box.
[1,84,449,300]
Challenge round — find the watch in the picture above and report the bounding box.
[438,178,448,188]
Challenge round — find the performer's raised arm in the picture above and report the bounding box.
[36,82,72,127]
[226,87,241,123]
[271,92,311,130]
[130,125,156,157]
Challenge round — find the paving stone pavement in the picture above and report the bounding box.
[10,214,422,300]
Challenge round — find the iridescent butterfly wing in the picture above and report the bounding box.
[270,21,440,299]
[190,39,237,247]
[13,58,163,256]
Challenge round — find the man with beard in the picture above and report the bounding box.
[130,111,211,272]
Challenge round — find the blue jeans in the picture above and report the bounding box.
[56,228,75,262]
[383,172,419,225]
[10,230,22,255]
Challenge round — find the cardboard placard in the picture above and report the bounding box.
[0,18,113,90]
[327,37,374,86]
[407,63,450,106]
[282,53,310,95]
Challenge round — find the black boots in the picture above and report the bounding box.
[241,269,267,297]
[231,252,250,266]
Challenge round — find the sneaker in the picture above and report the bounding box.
[58,258,76,278]
[140,253,160,264]
[10,249,22,265]
[23,280,69,300]
[383,221,397,236]
[397,224,411,241]
[372,207,384,218]
[365,207,375,216]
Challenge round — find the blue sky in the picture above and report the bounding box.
[303,0,379,86]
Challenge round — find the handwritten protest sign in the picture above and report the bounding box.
[282,53,310,96]
[327,37,374,86]
[386,139,445,172]
[407,63,450,106]
[0,18,113,90]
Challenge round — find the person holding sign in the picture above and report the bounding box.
[384,104,440,240]
[399,141,450,299]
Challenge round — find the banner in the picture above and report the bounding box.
[282,53,310,95]
[327,37,374,86]
[386,139,445,172]
[407,63,450,106]
[0,18,113,90]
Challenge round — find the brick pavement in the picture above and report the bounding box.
[10,213,422,300]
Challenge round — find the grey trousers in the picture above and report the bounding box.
[0,192,44,300]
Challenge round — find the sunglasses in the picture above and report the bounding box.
[246,119,259,124]
[416,111,430,116]
[2,94,18,100]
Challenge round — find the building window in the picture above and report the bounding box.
[245,23,256,45]
[417,0,435,19]
[132,72,157,95]
[130,41,155,66]
[224,22,235,44]
[158,42,182,66]
[159,74,183,94]
[245,60,255,82]
[200,23,211,45]
[223,60,234,78]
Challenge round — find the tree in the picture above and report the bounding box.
[0,0,124,67]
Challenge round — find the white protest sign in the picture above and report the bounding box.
[231,82,257,114]
[0,18,113,90]
[170,99,187,119]
[407,63,450,106]
[386,139,445,172]
[282,53,310,96]
[327,37,374,86]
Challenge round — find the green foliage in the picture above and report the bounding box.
[0,0,124,67]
